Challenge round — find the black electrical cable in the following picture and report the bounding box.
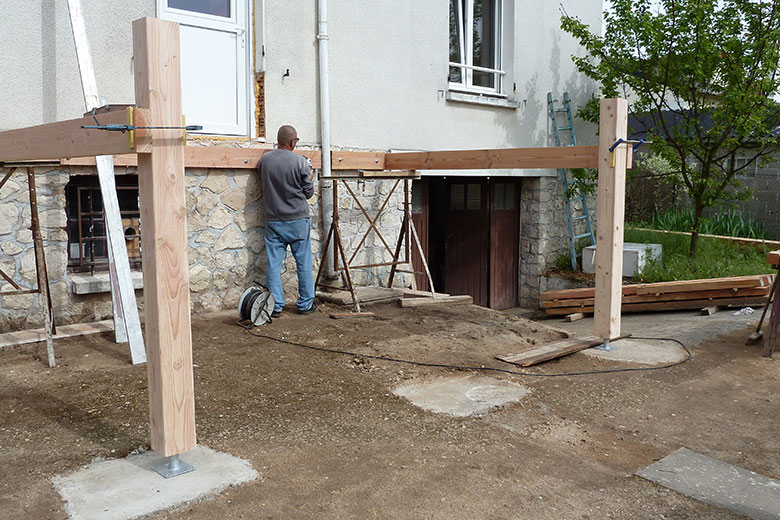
[242,326,692,378]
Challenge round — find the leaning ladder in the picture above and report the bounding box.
[547,92,596,270]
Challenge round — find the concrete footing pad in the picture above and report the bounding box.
[583,338,687,365]
[637,448,780,520]
[394,374,531,417]
[53,445,258,520]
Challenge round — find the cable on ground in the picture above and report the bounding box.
[241,325,692,378]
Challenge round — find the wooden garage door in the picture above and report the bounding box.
[489,180,520,309]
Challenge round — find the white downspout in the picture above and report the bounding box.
[317,0,337,279]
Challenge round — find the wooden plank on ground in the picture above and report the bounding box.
[543,287,770,309]
[634,275,773,295]
[565,313,585,322]
[768,250,780,265]
[594,98,628,340]
[545,296,769,316]
[399,295,473,307]
[133,16,195,457]
[0,320,114,348]
[384,146,599,171]
[0,109,150,162]
[316,287,403,305]
[329,312,376,319]
[496,335,604,367]
[542,285,638,301]
[401,289,451,298]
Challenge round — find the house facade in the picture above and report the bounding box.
[0,0,601,332]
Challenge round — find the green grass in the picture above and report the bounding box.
[625,228,775,283]
[636,207,767,239]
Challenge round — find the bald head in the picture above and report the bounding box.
[277,125,298,150]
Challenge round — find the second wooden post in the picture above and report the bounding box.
[594,98,628,341]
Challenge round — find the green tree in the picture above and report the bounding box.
[561,0,780,255]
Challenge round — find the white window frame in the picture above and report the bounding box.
[157,0,255,137]
[449,0,505,97]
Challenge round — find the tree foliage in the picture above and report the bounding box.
[561,0,780,255]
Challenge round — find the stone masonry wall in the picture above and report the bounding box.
[0,165,414,333]
[519,175,596,308]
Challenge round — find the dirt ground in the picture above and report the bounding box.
[1,300,779,519]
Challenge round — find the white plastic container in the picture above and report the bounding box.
[582,242,662,277]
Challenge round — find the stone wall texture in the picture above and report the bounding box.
[0,166,420,332]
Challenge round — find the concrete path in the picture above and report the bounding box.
[637,448,780,520]
[53,445,258,520]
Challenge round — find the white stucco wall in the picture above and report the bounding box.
[260,0,602,152]
[1,0,600,151]
[0,0,154,131]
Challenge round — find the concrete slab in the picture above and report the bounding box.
[637,448,780,520]
[582,338,687,365]
[394,374,531,417]
[52,445,258,520]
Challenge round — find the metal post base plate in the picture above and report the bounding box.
[593,338,619,352]
[153,454,195,479]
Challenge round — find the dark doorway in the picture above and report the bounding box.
[413,177,520,309]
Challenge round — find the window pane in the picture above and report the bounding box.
[472,0,498,88]
[466,184,481,210]
[449,0,465,83]
[451,184,465,210]
[168,0,230,17]
[506,183,516,209]
[494,183,505,210]
[412,182,424,214]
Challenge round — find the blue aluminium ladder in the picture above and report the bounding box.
[547,92,596,271]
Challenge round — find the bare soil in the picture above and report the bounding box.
[1,300,778,519]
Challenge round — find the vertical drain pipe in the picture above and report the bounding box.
[317,0,337,280]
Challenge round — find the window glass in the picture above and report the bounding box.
[472,0,497,88]
[168,0,230,17]
[412,182,424,213]
[506,183,516,209]
[466,184,481,210]
[451,184,465,210]
[449,0,464,83]
[494,183,505,210]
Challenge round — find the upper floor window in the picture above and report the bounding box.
[449,0,504,95]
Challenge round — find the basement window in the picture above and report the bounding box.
[449,0,504,96]
[65,175,142,274]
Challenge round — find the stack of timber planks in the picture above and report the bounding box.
[542,274,774,316]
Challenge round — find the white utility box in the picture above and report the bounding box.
[582,242,662,277]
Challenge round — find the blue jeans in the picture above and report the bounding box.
[264,218,315,312]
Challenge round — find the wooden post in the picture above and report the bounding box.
[132,17,195,457]
[593,98,628,340]
[27,168,55,367]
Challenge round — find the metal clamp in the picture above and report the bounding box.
[608,138,650,167]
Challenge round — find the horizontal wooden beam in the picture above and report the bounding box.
[62,146,324,169]
[0,109,151,162]
[331,151,385,170]
[384,145,599,171]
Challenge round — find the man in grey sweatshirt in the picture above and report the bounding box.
[259,125,316,317]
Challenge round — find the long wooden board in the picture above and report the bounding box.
[0,109,151,162]
[543,287,770,309]
[0,320,114,348]
[399,295,473,307]
[62,147,323,170]
[384,146,599,171]
[545,296,769,316]
[496,335,604,367]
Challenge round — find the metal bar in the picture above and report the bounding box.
[0,289,40,296]
[403,179,410,264]
[0,167,17,192]
[332,179,339,272]
[333,224,360,313]
[387,214,408,288]
[447,62,506,75]
[410,215,436,296]
[28,167,56,365]
[315,222,335,288]
[0,267,22,290]
[342,179,398,263]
